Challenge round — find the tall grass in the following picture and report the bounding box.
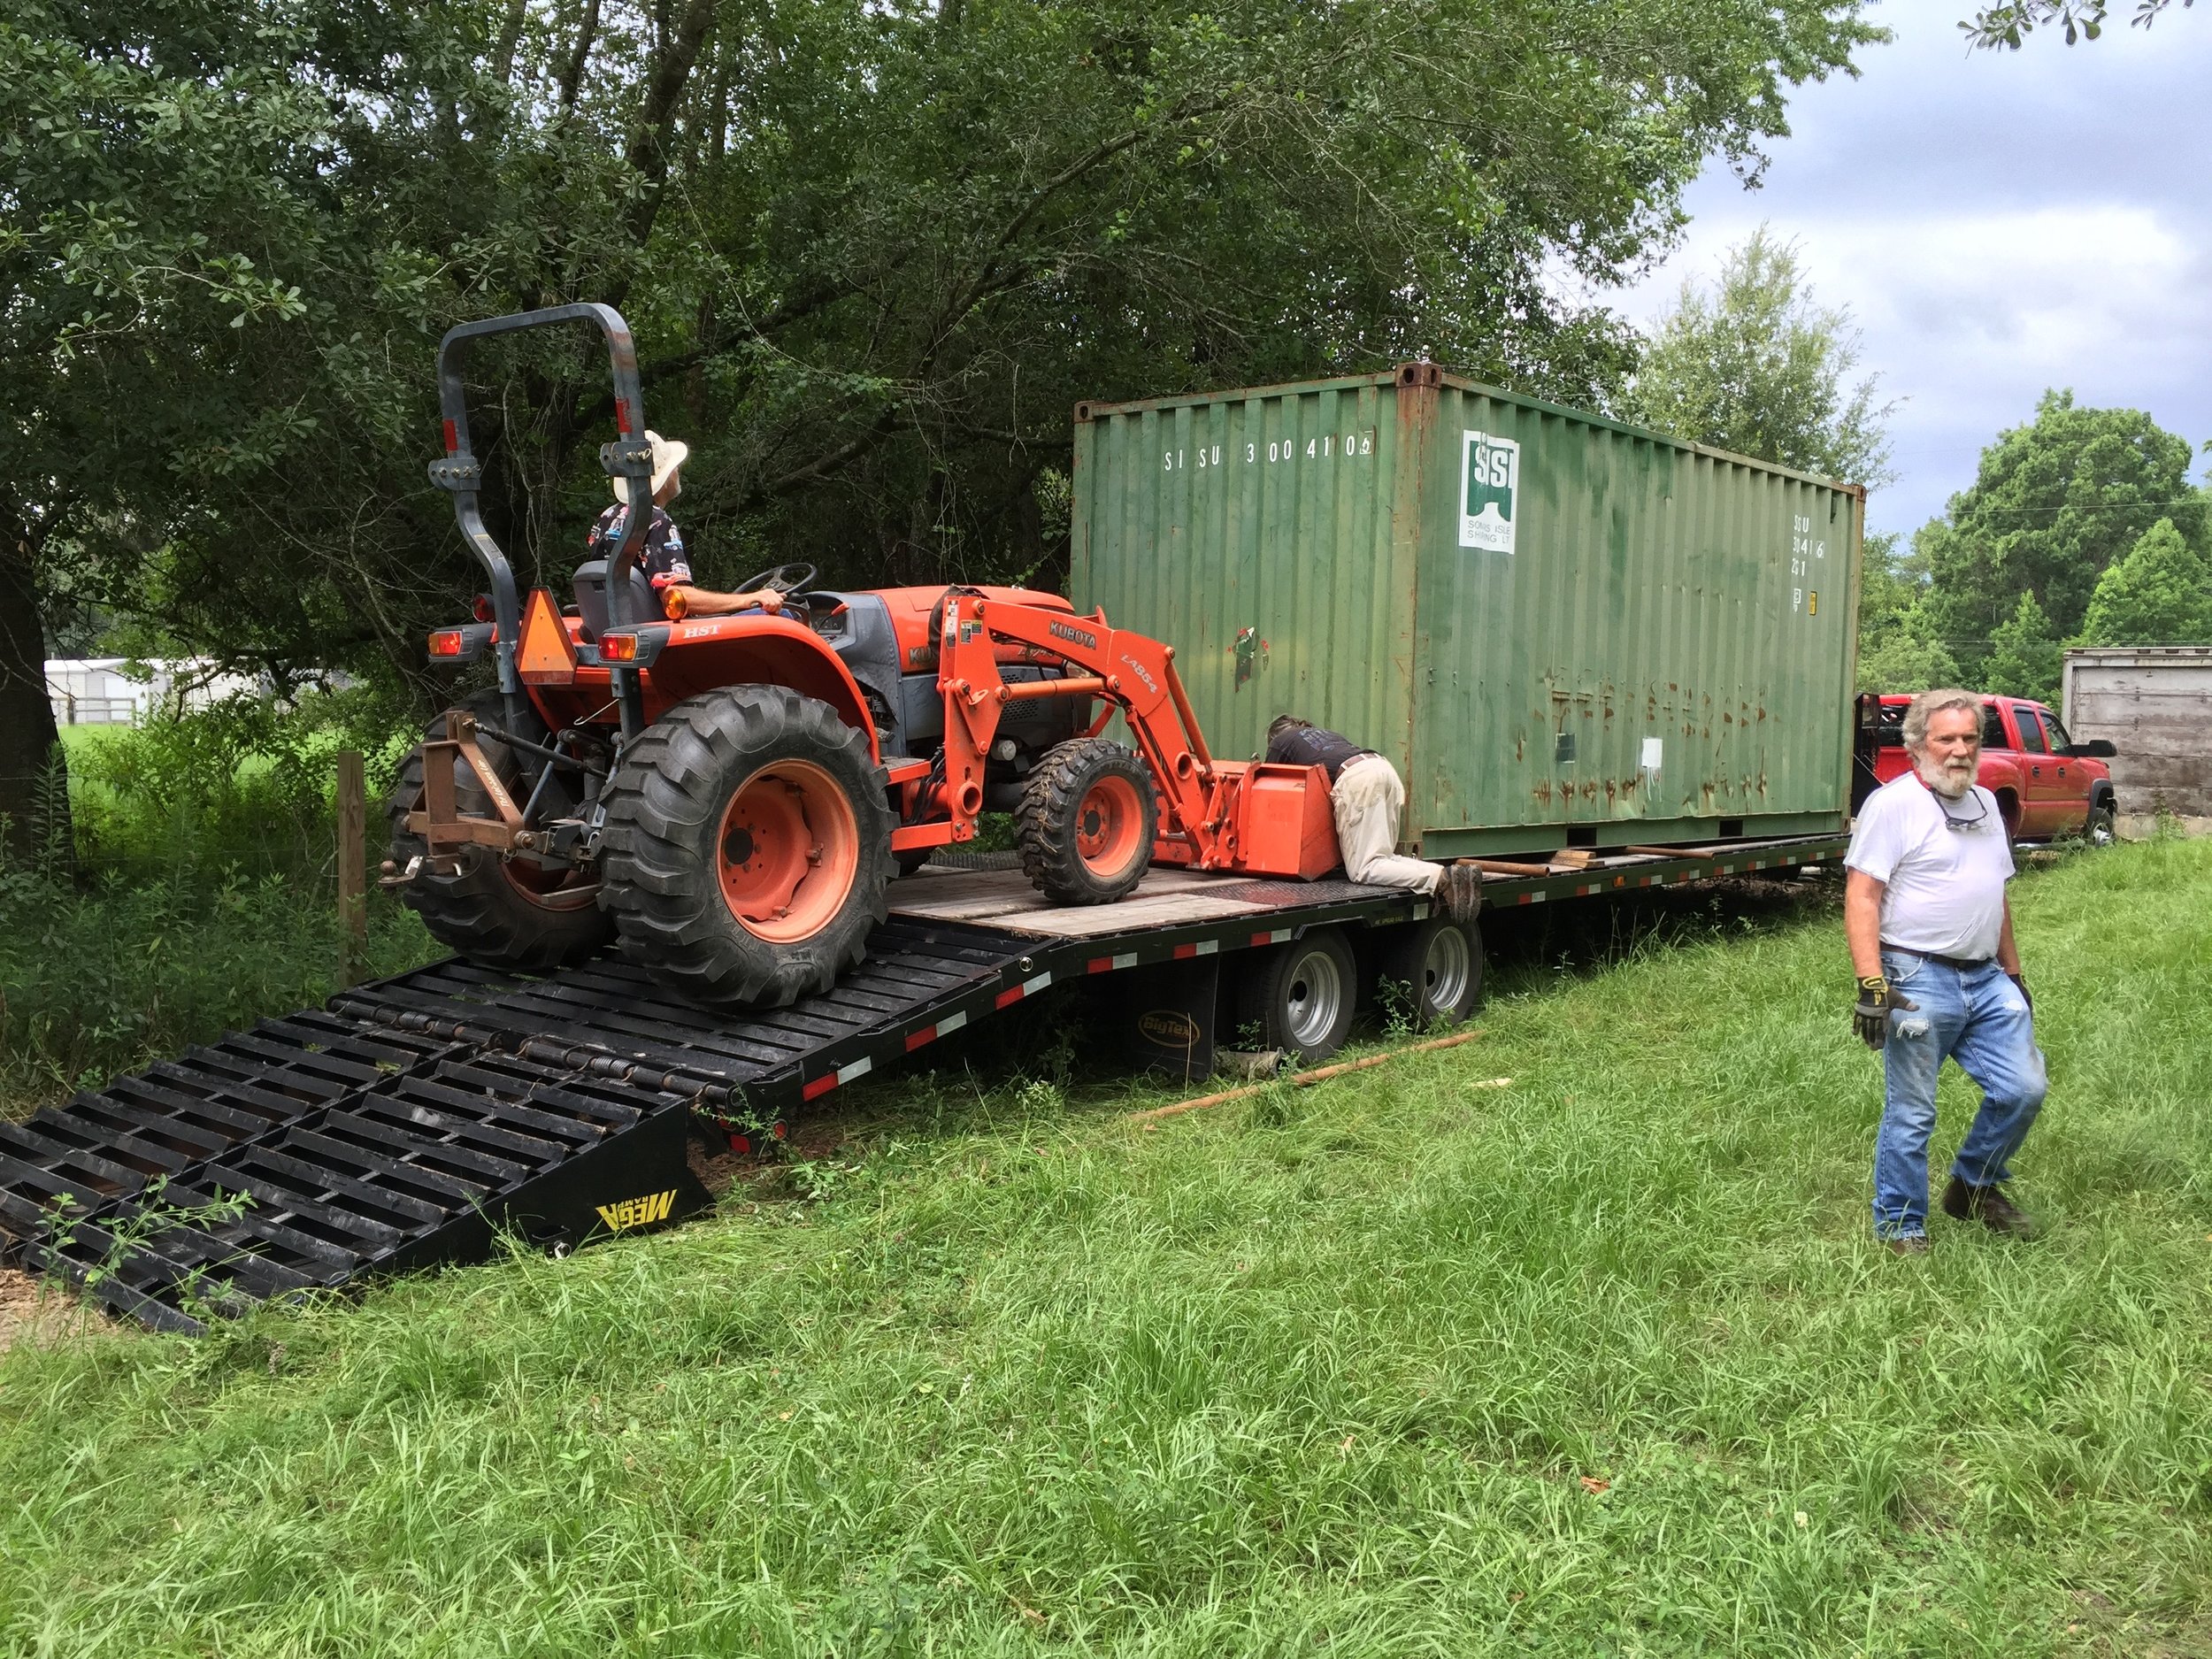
[2,839,2206,1655]
[2,691,438,1114]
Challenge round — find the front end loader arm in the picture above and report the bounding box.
[934,594,1232,861]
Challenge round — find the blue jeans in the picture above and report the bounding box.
[1874,950,2047,1240]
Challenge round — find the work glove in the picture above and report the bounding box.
[2008,972,2032,1014]
[1854,976,1917,1050]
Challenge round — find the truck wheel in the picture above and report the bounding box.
[1377,917,1485,1028]
[1238,927,1356,1063]
[599,687,893,1008]
[2085,795,2116,847]
[1018,738,1156,905]
[386,690,612,970]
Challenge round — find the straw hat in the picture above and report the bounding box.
[611,430,689,504]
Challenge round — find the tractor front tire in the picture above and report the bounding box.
[599,687,893,1009]
[386,689,614,971]
[1017,738,1157,905]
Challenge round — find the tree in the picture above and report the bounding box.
[4,0,1886,843]
[1962,0,2193,50]
[1855,531,1962,692]
[1914,390,2206,679]
[2078,518,2212,643]
[1857,632,1963,695]
[1981,591,2063,704]
[1,0,337,858]
[1626,227,1894,487]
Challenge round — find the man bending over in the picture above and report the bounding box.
[1267,716,1478,922]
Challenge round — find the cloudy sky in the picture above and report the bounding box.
[1614,4,2212,539]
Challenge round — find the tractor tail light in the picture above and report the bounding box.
[601,633,638,663]
[428,629,466,657]
[472,594,495,623]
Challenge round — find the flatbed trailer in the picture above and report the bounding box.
[0,833,1848,1333]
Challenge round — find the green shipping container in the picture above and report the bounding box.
[1071,363,1864,857]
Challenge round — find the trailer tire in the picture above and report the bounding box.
[599,687,893,1009]
[1018,738,1156,905]
[386,690,612,970]
[1376,916,1485,1028]
[1238,927,1357,1063]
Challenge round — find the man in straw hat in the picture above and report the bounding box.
[586,430,789,618]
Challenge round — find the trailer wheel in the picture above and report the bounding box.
[1376,917,1485,1028]
[1018,738,1156,904]
[599,687,893,1008]
[386,689,612,969]
[1238,927,1357,1063]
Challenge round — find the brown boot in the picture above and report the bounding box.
[1883,1233,1930,1257]
[1941,1177,2036,1239]
[1439,864,1482,925]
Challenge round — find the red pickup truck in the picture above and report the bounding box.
[1855,692,2117,843]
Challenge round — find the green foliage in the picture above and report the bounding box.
[1915,390,2208,677]
[4,841,2210,1650]
[1980,590,2065,705]
[63,687,417,877]
[0,860,434,1113]
[1627,227,1893,486]
[2078,517,2212,646]
[1855,629,1962,695]
[2,693,435,1112]
[1962,0,2192,51]
[1853,531,1960,692]
[3,0,1884,718]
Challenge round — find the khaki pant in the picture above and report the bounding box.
[1331,754,1441,895]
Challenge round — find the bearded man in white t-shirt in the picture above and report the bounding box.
[1844,687,2047,1256]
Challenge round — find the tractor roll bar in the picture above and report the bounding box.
[430,303,654,737]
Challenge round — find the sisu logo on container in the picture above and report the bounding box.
[1459,431,1519,554]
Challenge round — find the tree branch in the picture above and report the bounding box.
[558,0,602,112]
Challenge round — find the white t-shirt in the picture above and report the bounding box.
[1845,774,2015,960]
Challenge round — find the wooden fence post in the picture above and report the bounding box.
[336,749,366,987]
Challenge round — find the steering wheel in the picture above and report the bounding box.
[733,562,818,598]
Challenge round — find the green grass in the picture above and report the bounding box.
[3,840,2209,1655]
[4,694,441,1114]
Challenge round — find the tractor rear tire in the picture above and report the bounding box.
[599,687,893,1009]
[1017,738,1157,905]
[385,689,613,971]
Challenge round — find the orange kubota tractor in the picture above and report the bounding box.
[388,304,1340,1007]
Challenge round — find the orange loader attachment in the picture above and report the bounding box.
[927,593,1339,879]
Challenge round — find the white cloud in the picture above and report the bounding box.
[1609,6,2212,535]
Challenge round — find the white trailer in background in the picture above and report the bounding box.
[2062,646,2212,831]
[43,658,260,726]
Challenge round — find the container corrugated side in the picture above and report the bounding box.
[1071,368,1862,855]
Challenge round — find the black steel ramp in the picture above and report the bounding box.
[0,879,1413,1332]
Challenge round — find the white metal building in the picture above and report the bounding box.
[44,658,261,727]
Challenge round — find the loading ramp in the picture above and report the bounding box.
[0,835,1847,1332]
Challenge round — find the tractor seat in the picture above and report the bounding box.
[572,558,663,641]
